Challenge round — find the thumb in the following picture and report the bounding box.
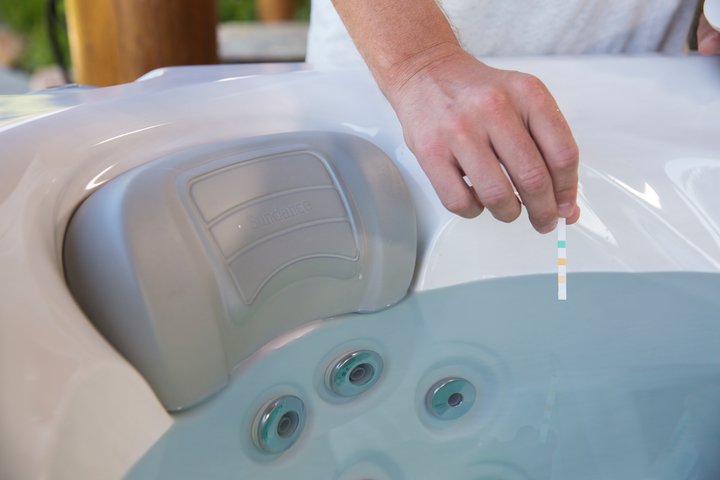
[699,31,720,55]
[698,15,720,55]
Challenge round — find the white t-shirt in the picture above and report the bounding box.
[307,0,700,68]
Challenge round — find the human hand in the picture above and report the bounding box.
[385,44,579,233]
[698,13,720,55]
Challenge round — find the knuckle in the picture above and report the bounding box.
[410,134,445,160]
[479,184,513,210]
[494,206,521,223]
[515,73,549,100]
[554,182,576,198]
[517,165,551,195]
[474,87,510,116]
[551,142,580,171]
[446,115,473,141]
[442,193,477,217]
[449,115,475,138]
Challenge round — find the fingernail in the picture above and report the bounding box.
[539,218,558,234]
[558,202,575,218]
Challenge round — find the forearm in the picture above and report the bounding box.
[331,0,462,95]
[331,0,580,233]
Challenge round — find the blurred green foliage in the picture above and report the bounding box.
[0,0,310,72]
[218,0,310,22]
[0,0,68,71]
[218,0,258,22]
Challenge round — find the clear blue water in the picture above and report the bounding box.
[128,273,720,479]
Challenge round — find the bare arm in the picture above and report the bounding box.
[332,0,580,233]
[329,0,458,93]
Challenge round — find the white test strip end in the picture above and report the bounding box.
[557,218,567,301]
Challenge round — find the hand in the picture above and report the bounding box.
[698,13,720,55]
[385,44,580,233]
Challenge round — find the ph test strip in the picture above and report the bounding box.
[557,218,567,301]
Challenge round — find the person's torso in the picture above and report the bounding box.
[307,0,700,68]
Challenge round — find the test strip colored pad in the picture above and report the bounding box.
[557,218,567,300]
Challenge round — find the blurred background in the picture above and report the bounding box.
[0,0,310,94]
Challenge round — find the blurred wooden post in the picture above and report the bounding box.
[256,0,297,22]
[65,0,218,86]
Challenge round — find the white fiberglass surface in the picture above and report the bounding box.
[128,272,720,480]
[1,56,718,480]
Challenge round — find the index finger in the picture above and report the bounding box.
[525,85,580,222]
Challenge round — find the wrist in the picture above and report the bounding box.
[378,41,467,101]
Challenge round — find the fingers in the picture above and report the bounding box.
[392,54,581,232]
[459,74,578,233]
[415,145,485,218]
[411,78,578,233]
[455,138,521,223]
[566,202,581,225]
[521,76,580,223]
[486,105,559,233]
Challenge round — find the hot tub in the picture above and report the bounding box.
[1,56,719,479]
